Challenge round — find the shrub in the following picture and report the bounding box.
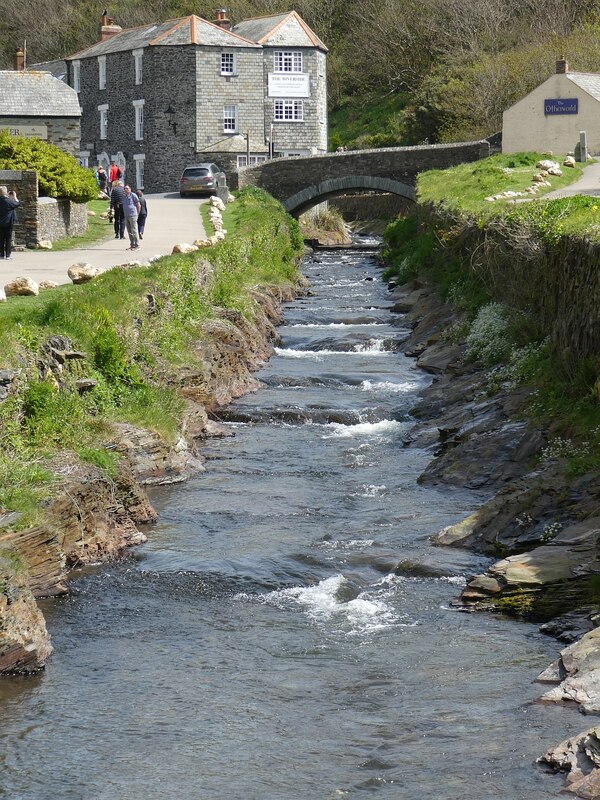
[465,302,512,366]
[0,130,97,202]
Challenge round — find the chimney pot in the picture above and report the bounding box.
[556,55,568,74]
[214,8,231,29]
[15,46,25,72]
[100,12,122,42]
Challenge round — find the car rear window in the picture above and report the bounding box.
[183,168,210,177]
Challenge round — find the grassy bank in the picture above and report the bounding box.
[0,187,303,528]
[383,154,600,477]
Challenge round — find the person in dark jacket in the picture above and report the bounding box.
[109,180,126,239]
[137,190,148,239]
[0,185,19,259]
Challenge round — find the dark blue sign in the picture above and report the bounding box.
[544,98,578,115]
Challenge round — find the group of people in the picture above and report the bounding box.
[96,162,148,252]
[109,181,147,250]
[0,185,19,260]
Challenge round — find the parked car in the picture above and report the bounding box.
[179,163,226,197]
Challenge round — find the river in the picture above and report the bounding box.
[0,244,582,800]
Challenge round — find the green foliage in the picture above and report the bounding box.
[0,131,97,202]
[465,303,512,366]
[91,308,141,387]
[328,92,410,150]
[77,447,119,477]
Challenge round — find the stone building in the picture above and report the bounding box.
[503,57,600,155]
[0,48,81,157]
[65,9,328,192]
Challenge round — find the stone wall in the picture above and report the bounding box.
[426,206,600,371]
[0,169,87,248]
[330,192,413,220]
[37,197,88,242]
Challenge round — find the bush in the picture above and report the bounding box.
[465,302,512,366]
[0,130,97,202]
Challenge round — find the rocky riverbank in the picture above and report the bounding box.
[0,277,301,674]
[389,276,600,797]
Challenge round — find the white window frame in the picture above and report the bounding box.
[133,99,145,141]
[274,99,304,122]
[237,154,268,167]
[223,104,237,133]
[133,49,143,85]
[220,52,235,75]
[72,60,80,92]
[98,103,108,139]
[274,50,302,73]
[134,154,145,190]
[98,55,107,90]
[79,150,89,167]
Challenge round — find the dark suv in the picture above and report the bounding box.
[179,163,226,197]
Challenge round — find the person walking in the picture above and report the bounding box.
[108,161,122,184]
[110,180,126,239]
[0,185,19,260]
[96,166,108,196]
[122,185,141,250]
[137,190,148,239]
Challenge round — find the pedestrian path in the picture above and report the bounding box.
[2,192,207,288]
[543,160,600,199]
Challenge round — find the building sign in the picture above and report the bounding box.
[0,124,48,138]
[268,73,310,98]
[544,98,578,115]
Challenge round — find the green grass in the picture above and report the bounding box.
[46,198,113,251]
[417,152,585,215]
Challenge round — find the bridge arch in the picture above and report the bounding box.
[283,175,415,215]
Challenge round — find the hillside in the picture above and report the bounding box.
[3,1,600,145]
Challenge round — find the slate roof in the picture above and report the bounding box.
[29,59,68,81]
[233,11,327,51]
[0,71,80,117]
[66,15,260,60]
[566,72,600,102]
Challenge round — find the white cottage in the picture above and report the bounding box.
[503,58,600,155]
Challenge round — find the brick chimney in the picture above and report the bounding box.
[14,46,25,72]
[214,9,231,30]
[556,55,568,74]
[100,10,122,41]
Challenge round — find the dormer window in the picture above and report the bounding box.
[133,49,143,85]
[221,52,235,75]
[274,51,302,73]
[98,55,107,89]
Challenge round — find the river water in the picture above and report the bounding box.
[0,245,582,800]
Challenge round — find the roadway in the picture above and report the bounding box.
[2,192,208,289]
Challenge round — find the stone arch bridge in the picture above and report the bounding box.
[235,140,490,215]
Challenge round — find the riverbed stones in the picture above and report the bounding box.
[172,243,198,254]
[537,627,600,713]
[0,552,53,674]
[539,727,600,797]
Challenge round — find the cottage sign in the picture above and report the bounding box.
[0,124,48,138]
[544,98,578,115]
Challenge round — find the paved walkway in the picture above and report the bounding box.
[544,160,600,199]
[2,192,207,288]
